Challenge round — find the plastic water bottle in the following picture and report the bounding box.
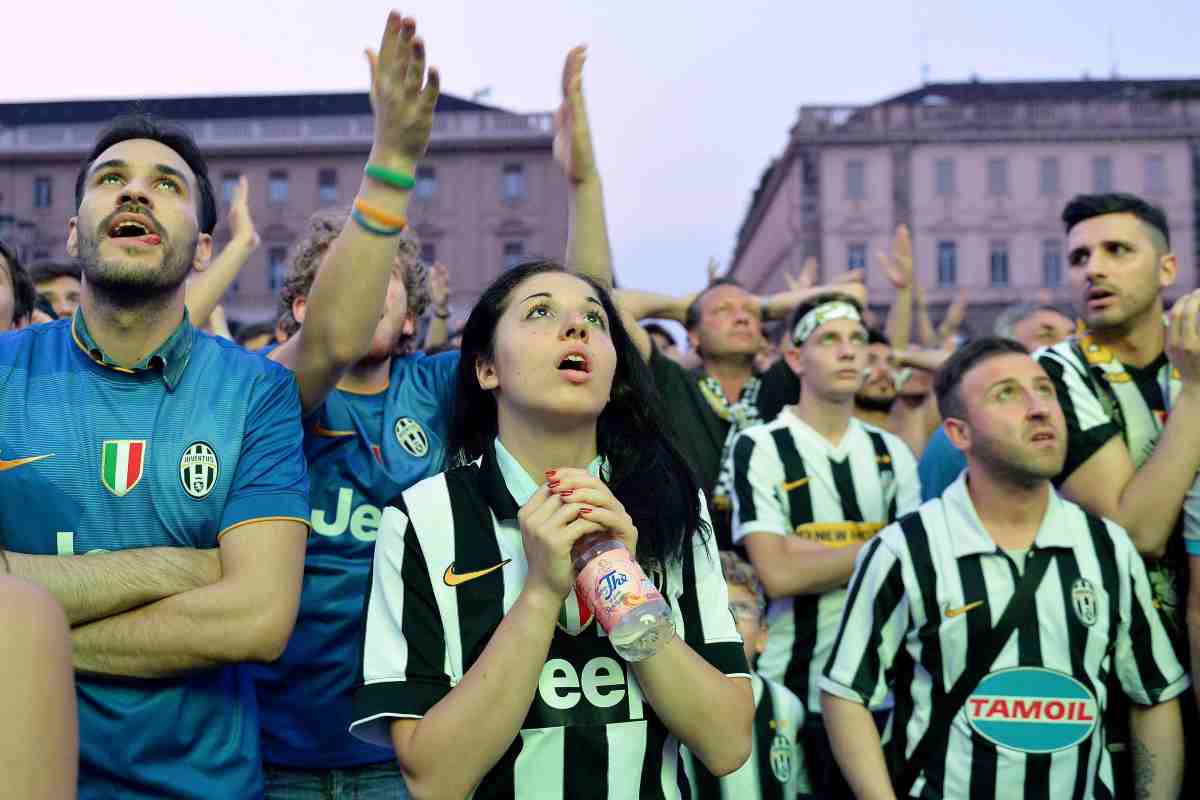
[572,534,675,662]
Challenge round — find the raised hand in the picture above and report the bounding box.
[227,176,260,249]
[938,288,969,347]
[785,256,818,292]
[545,467,639,557]
[552,45,598,184]
[706,257,721,285]
[430,261,450,310]
[1167,289,1200,386]
[878,224,912,290]
[364,11,440,172]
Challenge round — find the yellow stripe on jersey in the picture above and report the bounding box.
[791,521,884,547]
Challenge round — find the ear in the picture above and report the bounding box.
[192,233,213,272]
[755,626,767,656]
[67,218,79,257]
[782,344,804,379]
[1158,252,1178,290]
[292,296,308,326]
[476,355,499,391]
[943,416,971,452]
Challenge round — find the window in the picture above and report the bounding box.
[989,241,1010,287]
[502,164,526,202]
[503,241,525,269]
[1092,157,1113,193]
[847,242,867,270]
[415,165,437,200]
[318,169,338,205]
[935,158,956,196]
[1144,155,1167,194]
[268,171,289,205]
[222,173,240,204]
[420,241,437,263]
[33,177,52,209]
[987,158,1009,196]
[268,247,288,291]
[845,160,865,199]
[1042,239,1063,287]
[937,241,957,287]
[1039,157,1060,195]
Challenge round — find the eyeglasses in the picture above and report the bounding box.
[729,602,764,623]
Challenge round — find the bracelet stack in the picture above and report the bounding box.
[352,164,415,237]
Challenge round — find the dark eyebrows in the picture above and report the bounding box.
[519,291,604,309]
[88,158,188,184]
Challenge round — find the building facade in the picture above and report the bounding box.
[0,92,569,323]
[732,79,1200,332]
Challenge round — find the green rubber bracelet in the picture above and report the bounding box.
[350,208,403,237]
[364,163,416,190]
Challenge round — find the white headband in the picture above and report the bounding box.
[792,301,863,345]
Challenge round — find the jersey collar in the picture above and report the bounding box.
[71,307,195,391]
[485,437,608,519]
[943,471,1076,558]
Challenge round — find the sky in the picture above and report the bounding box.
[5,0,1200,295]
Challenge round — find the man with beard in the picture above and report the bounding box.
[251,14,445,799]
[729,292,920,800]
[0,111,311,799]
[1034,193,1200,793]
[822,337,1187,800]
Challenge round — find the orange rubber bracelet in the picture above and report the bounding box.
[353,198,408,231]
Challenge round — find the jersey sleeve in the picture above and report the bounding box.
[431,350,461,412]
[820,531,910,706]
[1037,351,1121,484]
[730,431,789,542]
[677,496,752,678]
[218,367,310,537]
[1183,472,1200,557]
[350,502,455,747]
[1110,523,1191,706]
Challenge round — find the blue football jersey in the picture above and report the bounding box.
[0,313,310,800]
[254,349,459,767]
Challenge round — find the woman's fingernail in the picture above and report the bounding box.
[548,480,560,489]
[545,470,557,478]
[580,507,593,514]
[560,490,574,497]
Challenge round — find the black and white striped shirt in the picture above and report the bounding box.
[821,473,1189,799]
[730,412,921,714]
[681,673,811,800]
[350,442,750,799]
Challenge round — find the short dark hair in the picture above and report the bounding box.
[0,239,37,326]
[1062,192,1170,249]
[27,258,82,285]
[934,336,1030,421]
[867,328,890,347]
[641,321,677,348]
[684,277,745,330]
[75,112,218,235]
[786,291,865,343]
[234,320,276,346]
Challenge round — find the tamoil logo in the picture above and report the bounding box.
[966,667,1098,753]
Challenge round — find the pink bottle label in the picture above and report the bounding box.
[575,548,663,634]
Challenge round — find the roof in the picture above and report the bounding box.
[881,78,1200,106]
[0,91,502,126]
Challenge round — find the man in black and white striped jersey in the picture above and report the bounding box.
[821,337,1187,800]
[730,292,921,800]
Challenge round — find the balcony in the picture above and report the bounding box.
[0,111,555,154]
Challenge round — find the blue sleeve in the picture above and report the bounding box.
[917,426,966,502]
[219,367,310,534]
[432,350,460,410]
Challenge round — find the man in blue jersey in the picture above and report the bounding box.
[253,12,450,799]
[0,108,310,798]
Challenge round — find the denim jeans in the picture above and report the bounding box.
[264,761,409,800]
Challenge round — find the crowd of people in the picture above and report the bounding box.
[4,11,1200,800]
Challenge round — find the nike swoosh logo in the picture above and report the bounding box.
[311,424,355,438]
[782,478,809,492]
[444,560,511,587]
[944,600,984,619]
[0,453,53,472]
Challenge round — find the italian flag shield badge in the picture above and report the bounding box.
[101,440,146,497]
[557,586,595,635]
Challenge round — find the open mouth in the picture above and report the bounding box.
[558,352,591,373]
[1086,287,1116,305]
[106,213,161,245]
[1031,431,1056,443]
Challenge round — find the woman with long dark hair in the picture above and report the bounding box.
[351,261,753,798]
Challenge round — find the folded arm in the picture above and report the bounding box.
[744,531,863,597]
[4,546,220,627]
[71,519,307,678]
